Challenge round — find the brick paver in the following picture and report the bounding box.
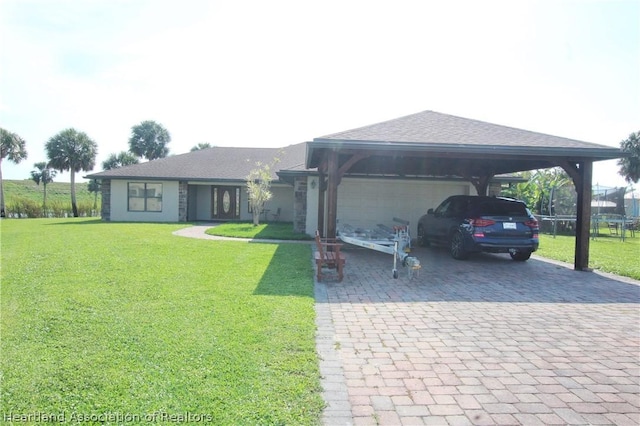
[316,245,640,425]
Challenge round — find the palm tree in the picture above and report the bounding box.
[129,120,171,160]
[102,151,139,170]
[45,128,98,217]
[0,128,28,217]
[30,162,57,214]
[190,142,212,151]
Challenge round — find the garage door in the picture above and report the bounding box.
[337,178,471,236]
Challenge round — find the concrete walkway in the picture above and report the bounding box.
[172,223,311,243]
[174,225,640,425]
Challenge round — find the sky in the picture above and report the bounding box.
[1,0,639,189]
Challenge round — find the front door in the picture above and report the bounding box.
[212,186,240,220]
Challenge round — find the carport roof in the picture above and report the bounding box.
[305,110,623,176]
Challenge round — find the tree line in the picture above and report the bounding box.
[0,120,179,217]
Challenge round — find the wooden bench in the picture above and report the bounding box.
[314,230,346,282]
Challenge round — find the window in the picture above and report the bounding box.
[128,183,163,212]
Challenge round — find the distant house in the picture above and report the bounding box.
[87,110,622,238]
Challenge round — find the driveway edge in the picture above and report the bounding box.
[315,279,354,426]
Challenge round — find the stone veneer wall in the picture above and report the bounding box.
[488,181,502,196]
[178,181,188,222]
[293,177,307,233]
[100,179,111,221]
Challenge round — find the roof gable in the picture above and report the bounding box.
[307,110,623,170]
[315,110,607,149]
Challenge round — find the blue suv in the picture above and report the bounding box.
[417,195,539,261]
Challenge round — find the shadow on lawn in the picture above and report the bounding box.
[253,222,313,241]
[44,218,104,225]
[253,244,315,298]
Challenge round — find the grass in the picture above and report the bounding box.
[2,179,98,205]
[537,233,640,280]
[2,179,99,217]
[206,222,313,240]
[1,218,323,425]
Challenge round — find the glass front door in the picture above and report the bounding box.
[212,186,240,220]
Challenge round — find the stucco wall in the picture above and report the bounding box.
[263,185,294,222]
[107,177,472,230]
[306,177,473,236]
[190,184,212,220]
[306,177,319,235]
[110,180,180,222]
[186,182,294,222]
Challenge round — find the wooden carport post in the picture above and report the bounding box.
[562,160,593,271]
[325,149,339,239]
[317,167,326,237]
[317,149,369,238]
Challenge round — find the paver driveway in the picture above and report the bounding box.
[315,245,640,426]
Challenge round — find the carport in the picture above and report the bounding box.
[306,110,624,271]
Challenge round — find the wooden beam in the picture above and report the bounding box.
[560,161,581,184]
[334,147,577,164]
[337,152,370,184]
[568,161,593,271]
[317,170,326,237]
[562,160,592,271]
[315,152,369,238]
[326,150,339,239]
[464,173,493,195]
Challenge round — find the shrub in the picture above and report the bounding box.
[6,198,40,218]
[4,198,99,218]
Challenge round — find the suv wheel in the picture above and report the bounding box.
[417,225,429,247]
[450,231,469,260]
[509,249,532,261]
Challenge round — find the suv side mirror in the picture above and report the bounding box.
[427,208,434,215]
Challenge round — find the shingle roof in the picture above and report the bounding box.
[315,110,607,149]
[307,110,623,170]
[87,110,624,182]
[86,142,307,181]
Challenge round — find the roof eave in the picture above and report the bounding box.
[306,139,624,168]
[84,174,288,185]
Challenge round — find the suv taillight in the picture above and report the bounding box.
[524,219,538,229]
[470,218,495,227]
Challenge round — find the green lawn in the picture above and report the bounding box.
[1,219,323,425]
[206,222,312,240]
[537,233,640,280]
